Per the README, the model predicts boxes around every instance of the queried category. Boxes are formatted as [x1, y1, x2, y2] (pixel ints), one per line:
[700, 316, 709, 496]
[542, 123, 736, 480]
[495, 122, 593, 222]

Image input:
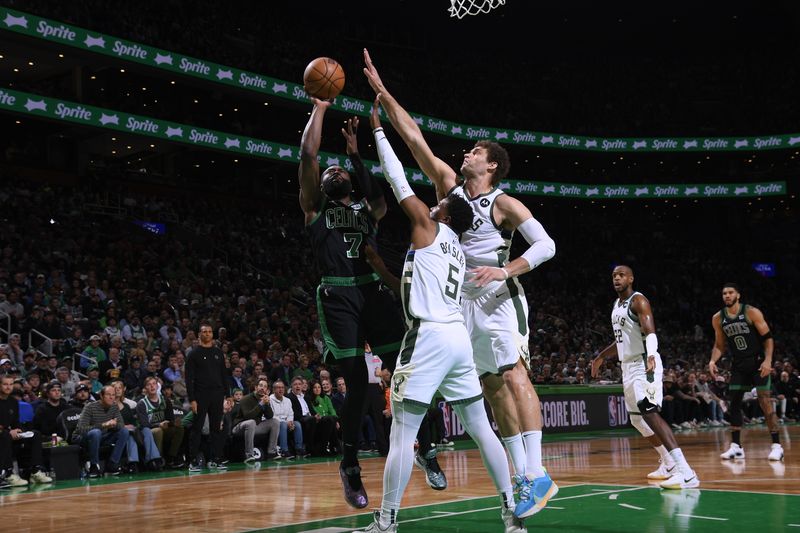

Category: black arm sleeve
[349, 153, 383, 203]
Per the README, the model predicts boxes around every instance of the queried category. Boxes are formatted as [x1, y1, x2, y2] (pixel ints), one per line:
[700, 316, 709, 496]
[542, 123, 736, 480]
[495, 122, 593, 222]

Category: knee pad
[636, 397, 659, 415]
[629, 414, 654, 438]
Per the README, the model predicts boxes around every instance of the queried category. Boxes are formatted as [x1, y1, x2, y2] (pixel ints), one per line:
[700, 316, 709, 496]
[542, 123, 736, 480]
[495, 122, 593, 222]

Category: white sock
[655, 445, 675, 466]
[522, 430, 546, 479]
[454, 401, 515, 505]
[380, 401, 427, 525]
[668, 447, 691, 473]
[502, 433, 526, 477]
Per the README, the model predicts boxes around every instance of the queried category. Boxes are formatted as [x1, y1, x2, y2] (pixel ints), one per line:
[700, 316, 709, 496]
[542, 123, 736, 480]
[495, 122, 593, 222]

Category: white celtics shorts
[391, 321, 483, 407]
[462, 279, 530, 376]
[622, 355, 664, 414]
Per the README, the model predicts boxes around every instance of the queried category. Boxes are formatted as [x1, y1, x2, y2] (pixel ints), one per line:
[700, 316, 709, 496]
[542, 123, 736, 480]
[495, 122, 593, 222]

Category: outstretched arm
[363, 48, 457, 200]
[342, 116, 387, 220]
[371, 98, 437, 248]
[298, 98, 331, 218]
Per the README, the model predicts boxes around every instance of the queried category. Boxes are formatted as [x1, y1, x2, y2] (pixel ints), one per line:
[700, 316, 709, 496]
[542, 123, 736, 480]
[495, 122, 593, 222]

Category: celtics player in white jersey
[363, 49, 557, 520]
[591, 266, 699, 489]
[357, 99, 525, 533]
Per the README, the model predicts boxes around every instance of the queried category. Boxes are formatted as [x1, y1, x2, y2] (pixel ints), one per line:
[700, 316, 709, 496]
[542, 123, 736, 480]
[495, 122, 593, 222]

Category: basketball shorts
[622, 355, 664, 414]
[462, 279, 530, 376]
[316, 278, 404, 362]
[390, 321, 483, 408]
[730, 355, 770, 391]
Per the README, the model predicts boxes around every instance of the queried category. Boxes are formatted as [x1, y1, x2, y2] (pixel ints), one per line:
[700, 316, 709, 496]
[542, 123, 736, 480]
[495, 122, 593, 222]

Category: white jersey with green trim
[400, 223, 465, 325]
[611, 291, 646, 362]
[450, 185, 513, 299]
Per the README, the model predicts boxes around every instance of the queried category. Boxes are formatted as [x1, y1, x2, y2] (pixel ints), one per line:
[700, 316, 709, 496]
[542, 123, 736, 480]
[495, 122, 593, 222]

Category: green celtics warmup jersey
[307, 197, 378, 277]
[720, 304, 763, 363]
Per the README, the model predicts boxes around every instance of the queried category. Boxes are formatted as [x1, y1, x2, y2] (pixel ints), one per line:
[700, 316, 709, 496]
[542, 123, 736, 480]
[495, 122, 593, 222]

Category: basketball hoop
[448, 0, 506, 19]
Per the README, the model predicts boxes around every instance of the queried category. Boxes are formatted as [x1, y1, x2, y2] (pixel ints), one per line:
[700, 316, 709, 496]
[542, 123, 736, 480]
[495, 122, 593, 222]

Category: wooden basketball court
[2, 425, 798, 532]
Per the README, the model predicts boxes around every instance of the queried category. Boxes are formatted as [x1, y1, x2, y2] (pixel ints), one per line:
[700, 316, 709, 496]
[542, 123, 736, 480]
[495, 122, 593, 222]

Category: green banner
[0, 88, 787, 200]
[3, 8, 799, 153]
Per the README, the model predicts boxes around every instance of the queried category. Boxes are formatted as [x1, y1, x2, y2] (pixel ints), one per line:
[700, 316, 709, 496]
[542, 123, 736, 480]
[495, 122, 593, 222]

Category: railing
[0, 310, 10, 340]
[72, 352, 93, 378]
[28, 328, 53, 358]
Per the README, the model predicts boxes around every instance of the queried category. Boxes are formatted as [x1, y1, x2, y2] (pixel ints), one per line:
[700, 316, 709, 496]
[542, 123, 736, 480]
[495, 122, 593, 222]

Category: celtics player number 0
[733, 335, 747, 351]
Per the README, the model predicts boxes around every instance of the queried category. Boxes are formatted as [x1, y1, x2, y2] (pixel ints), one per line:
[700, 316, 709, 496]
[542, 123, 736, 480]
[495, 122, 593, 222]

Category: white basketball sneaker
[647, 460, 677, 480]
[501, 506, 527, 533]
[720, 443, 745, 460]
[660, 468, 700, 489]
[768, 443, 784, 461]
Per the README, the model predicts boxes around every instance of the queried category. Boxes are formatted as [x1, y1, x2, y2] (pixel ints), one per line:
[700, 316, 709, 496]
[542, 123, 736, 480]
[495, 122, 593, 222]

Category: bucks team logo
[480, 198, 490, 207]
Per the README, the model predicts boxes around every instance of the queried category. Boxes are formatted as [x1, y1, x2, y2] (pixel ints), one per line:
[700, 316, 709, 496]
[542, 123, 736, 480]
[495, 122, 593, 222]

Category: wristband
[501, 267, 509, 280]
[372, 127, 384, 134]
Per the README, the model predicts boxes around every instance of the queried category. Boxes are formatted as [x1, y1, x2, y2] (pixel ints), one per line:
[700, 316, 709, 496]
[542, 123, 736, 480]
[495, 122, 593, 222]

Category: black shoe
[168, 459, 185, 469]
[0, 477, 11, 490]
[104, 462, 122, 476]
[265, 452, 278, 460]
[148, 459, 163, 472]
[339, 462, 368, 509]
[127, 462, 140, 474]
[188, 460, 202, 472]
[88, 464, 101, 478]
[210, 459, 228, 470]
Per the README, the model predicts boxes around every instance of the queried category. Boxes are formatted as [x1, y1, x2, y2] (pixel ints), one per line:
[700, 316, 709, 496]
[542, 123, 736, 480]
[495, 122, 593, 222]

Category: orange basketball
[303, 57, 345, 100]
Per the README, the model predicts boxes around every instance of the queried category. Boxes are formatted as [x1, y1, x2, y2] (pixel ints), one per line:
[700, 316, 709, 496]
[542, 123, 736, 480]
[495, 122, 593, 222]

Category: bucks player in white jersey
[358, 99, 525, 533]
[363, 49, 557, 520]
[591, 265, 699, 489]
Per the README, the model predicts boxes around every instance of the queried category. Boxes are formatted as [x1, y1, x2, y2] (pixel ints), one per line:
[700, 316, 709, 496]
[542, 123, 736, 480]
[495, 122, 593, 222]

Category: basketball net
[448, 0, 506, 19]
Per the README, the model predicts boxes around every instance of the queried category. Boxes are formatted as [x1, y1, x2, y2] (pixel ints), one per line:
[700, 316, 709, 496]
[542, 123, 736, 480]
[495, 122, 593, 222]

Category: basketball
[303, 57, 345, 100]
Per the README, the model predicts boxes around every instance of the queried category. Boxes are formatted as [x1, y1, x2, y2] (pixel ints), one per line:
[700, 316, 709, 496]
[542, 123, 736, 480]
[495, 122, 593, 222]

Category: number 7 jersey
[306, 197, 377, 277]
[400, 223, 466, 326]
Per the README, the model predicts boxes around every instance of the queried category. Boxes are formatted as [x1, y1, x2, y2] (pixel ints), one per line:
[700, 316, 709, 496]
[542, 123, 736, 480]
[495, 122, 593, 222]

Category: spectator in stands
[60, 326, 85, 360]
[99, 347, 126, 385]
[87, 366, 103, 395]
[163, 354, 182, 384]
[775, 371, 798, 421]
[269, 354, 294, 385]
[331, 376, 346, 416]
[54, 367, 76, 401]
[69, 383, 92, 410]
[33, 380, 68, 441]
[287, 377, 315, 457]
[308, 380, 339, 456]
[232, 378, 280, 462]
[269, 380, 304, 459]
[124, 354, 146, 396]
[122, 315, 146, 344]
[5, 334, 24, 366]
[31, 354, 54, 382]
[0, 375, 52, 488]
[75, 385, 129, 477]
[80, 335, 106, 370]
[112, 379, 151, 473]
[292, 355, 313, 381]
[228, 366, 248, 395]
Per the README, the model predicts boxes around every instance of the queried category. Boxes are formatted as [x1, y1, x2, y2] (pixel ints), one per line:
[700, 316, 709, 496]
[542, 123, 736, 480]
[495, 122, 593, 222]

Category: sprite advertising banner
[3, 8, 800, 153]
[0, 88, 787, 200]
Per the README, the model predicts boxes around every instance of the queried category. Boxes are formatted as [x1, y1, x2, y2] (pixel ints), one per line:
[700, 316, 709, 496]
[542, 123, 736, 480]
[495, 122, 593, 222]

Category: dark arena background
[0, 1, 798, 531]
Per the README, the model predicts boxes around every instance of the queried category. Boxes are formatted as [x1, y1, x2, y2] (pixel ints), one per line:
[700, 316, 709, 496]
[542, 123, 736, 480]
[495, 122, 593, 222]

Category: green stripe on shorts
[505, 278, 527, 336]
[399, 320, 421, 366]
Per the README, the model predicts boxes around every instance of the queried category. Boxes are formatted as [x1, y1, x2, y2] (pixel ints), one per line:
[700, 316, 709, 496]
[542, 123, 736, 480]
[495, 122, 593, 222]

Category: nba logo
[608, 396, 618, 427]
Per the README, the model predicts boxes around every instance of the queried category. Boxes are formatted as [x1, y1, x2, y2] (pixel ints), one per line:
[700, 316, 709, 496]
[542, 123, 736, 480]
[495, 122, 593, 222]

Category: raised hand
[369, 96, 382, 130]
[362, 48, 386, 95]
[341, 117, 359, 155]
